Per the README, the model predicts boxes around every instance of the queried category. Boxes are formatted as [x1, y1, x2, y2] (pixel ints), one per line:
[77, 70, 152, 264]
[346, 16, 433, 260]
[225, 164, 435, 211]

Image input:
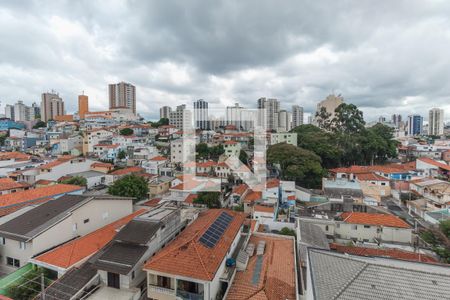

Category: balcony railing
[176, 290, 204, 300]
[148, 285, 175, 296]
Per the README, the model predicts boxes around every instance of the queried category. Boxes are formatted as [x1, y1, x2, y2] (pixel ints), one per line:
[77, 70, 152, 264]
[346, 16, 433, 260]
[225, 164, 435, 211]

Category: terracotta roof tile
[330, 243, 438, 263]
[0, 152, 31, 161]
[110, 166, 144, 176]
[226, 234, 296, 300]
[144, 209, 246, 281]
[34, 209, 146, 269]
[184, 194, 198, 204]
[340, 212, 411, 228]
[149, 156, 167, 161]
[0, 178, 30, 192]
[254, 205, 275, 213]
[418, 157, 450, 171]
[232, 184, 249, 196]
[244, 191, 262, 203]
[0, 184, 84, 208]
[355, 173, 389, 181]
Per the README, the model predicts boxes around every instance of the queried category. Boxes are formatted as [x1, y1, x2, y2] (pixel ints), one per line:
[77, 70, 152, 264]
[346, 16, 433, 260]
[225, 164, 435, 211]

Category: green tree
[193, 192, 221, 208]
[61, 176, 87, 186]
[291, 124, 341, 168]
[33, 120, 46, 129]
[196, 143, 210, 159]
[315, 106, 333, 131]
[7, 268, 53, 300]
[108, 174, 149, 203]
[119, 128, 134, 136]
[267, 143, 325, 188]
[279, 227, 296, 236]
[117, 149, 127, 160]
[331, 103, 366, 135]
[440, 220, 450, 238]
[239, 150, 248, 164]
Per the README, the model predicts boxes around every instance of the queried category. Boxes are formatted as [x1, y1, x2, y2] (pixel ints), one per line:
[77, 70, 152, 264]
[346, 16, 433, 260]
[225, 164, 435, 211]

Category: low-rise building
[268, 132, 297, 146]
[0, 194, 133, 272]
[144, 209, 246, 300]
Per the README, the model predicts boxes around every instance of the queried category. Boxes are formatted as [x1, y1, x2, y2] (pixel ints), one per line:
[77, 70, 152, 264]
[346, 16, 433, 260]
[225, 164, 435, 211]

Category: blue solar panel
[199, 212, 234, 248]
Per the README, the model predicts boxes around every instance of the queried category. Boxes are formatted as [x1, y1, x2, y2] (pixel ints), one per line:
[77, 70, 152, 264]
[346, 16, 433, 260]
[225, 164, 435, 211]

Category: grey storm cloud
[0, 0, 450, 121]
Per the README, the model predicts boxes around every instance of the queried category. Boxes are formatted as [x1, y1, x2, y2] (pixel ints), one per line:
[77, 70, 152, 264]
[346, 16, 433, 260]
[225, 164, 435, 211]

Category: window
[83, 219, 90, 224]
[19, 242, 26, 250]
[6, 257, 20, 268]
[131, 271, 135, 279]
[0, 237, 5, 245]
[325, 225, 329, 231]
[73, 223, 78, 231]
[364, 225, 370, 229]
[351, 225, 358, 230]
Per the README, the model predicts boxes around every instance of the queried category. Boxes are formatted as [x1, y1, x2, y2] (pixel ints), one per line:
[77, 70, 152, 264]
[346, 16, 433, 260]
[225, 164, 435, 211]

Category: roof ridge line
[192, 241, 212, 281]
[332, 262, 369, 300]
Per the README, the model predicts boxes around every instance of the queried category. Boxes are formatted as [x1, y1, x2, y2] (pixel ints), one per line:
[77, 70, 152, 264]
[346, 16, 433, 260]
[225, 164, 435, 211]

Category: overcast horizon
[1, 0, 450, 122]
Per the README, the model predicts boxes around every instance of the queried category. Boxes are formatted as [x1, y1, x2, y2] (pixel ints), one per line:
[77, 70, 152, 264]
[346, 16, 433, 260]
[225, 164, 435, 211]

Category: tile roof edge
[331, 263, 369, 300]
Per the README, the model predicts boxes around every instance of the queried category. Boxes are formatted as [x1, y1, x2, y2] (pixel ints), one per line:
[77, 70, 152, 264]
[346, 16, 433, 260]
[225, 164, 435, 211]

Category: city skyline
[1, 1, 450, 121]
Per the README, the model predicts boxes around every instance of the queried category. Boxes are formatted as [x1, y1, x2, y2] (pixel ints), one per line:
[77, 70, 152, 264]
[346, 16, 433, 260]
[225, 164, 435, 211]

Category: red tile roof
[110, 166, 144, 176]
[266, 178, 280, 189]
[35, 179, 55, 185]
[355, 173, 389, 181]
[0, 152, 31, 161]
[91, 162, 113, 168]
[232, 184, 249, 196]
[0, 184, 84, 208]
[330, 243, 438, 263]
[0, 178, 30, 192]
[142, 198, 162, 207]
[39, 156, 75, 170]
[244, 191, 262, 203]
[144, 209, 246, 281]
[0, 197, 54, 217]
[254, 205, 275, 213]
[418, 157, 450, 171]
[34, 210, 146, 269]
[149, 156, 167, 161]
[340, 212, 411, 228]
[184, 194, 198, 204]
[224, 140, 238, 145]
[226, 234, 296, 300]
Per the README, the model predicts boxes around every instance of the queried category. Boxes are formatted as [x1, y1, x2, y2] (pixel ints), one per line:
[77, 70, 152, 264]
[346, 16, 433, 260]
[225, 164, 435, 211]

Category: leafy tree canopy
[119, 128, 134, 136]
[108, 174, 149, 203]
[193, 192, 221, 208]
[61, 176, 87, 186]
[33, 120, 46, 129]
[267, 143, 325, 188]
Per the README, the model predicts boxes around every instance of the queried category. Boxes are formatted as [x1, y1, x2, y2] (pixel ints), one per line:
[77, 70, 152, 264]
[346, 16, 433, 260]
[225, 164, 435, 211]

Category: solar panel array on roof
[199, 211, 233, 248]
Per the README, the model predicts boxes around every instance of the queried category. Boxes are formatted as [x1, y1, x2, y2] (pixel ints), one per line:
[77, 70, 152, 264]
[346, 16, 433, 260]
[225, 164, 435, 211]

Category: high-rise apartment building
[108, 82, 136, 114]
[278, 110, 292, 132]
[14, 100, 35, 122]
[4, 101, 35, 122]
[292, 105, 304, 128]
[4, 105, 14, 120]
[407, 114, 423, 136]
[169, 104, 192, 131]
[257, 98, 280, 131]
[428, 108, 444, 136]
[160, 106, 172, 119]
[78, 94, 89, 119]
[226, 103, 243, 130]
[391, 114, 402, 128]
[314, 94, 344, 128]
[193, 99, 209, 130]
[41, 92, 64, 122]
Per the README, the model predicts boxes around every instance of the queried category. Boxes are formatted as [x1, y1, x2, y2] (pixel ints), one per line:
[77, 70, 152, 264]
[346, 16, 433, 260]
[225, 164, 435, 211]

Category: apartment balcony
[148, 284, 175, 296]
[176, 290, 204, 300]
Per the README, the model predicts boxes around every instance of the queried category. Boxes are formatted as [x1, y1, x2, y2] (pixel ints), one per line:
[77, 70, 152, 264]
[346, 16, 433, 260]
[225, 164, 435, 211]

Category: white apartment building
[0, 195, 133, 271]
[292, 105, 304, 128]
[269, 132, 298, 146]
[429, 108, 445, 136]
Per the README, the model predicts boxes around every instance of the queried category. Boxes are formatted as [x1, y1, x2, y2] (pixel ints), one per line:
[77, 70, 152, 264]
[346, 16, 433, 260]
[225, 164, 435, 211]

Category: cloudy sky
[1, 0, 450, 121]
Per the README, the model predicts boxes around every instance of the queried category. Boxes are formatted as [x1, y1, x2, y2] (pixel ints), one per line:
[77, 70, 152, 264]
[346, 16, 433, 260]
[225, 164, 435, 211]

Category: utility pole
[41, 272, 45, 300]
